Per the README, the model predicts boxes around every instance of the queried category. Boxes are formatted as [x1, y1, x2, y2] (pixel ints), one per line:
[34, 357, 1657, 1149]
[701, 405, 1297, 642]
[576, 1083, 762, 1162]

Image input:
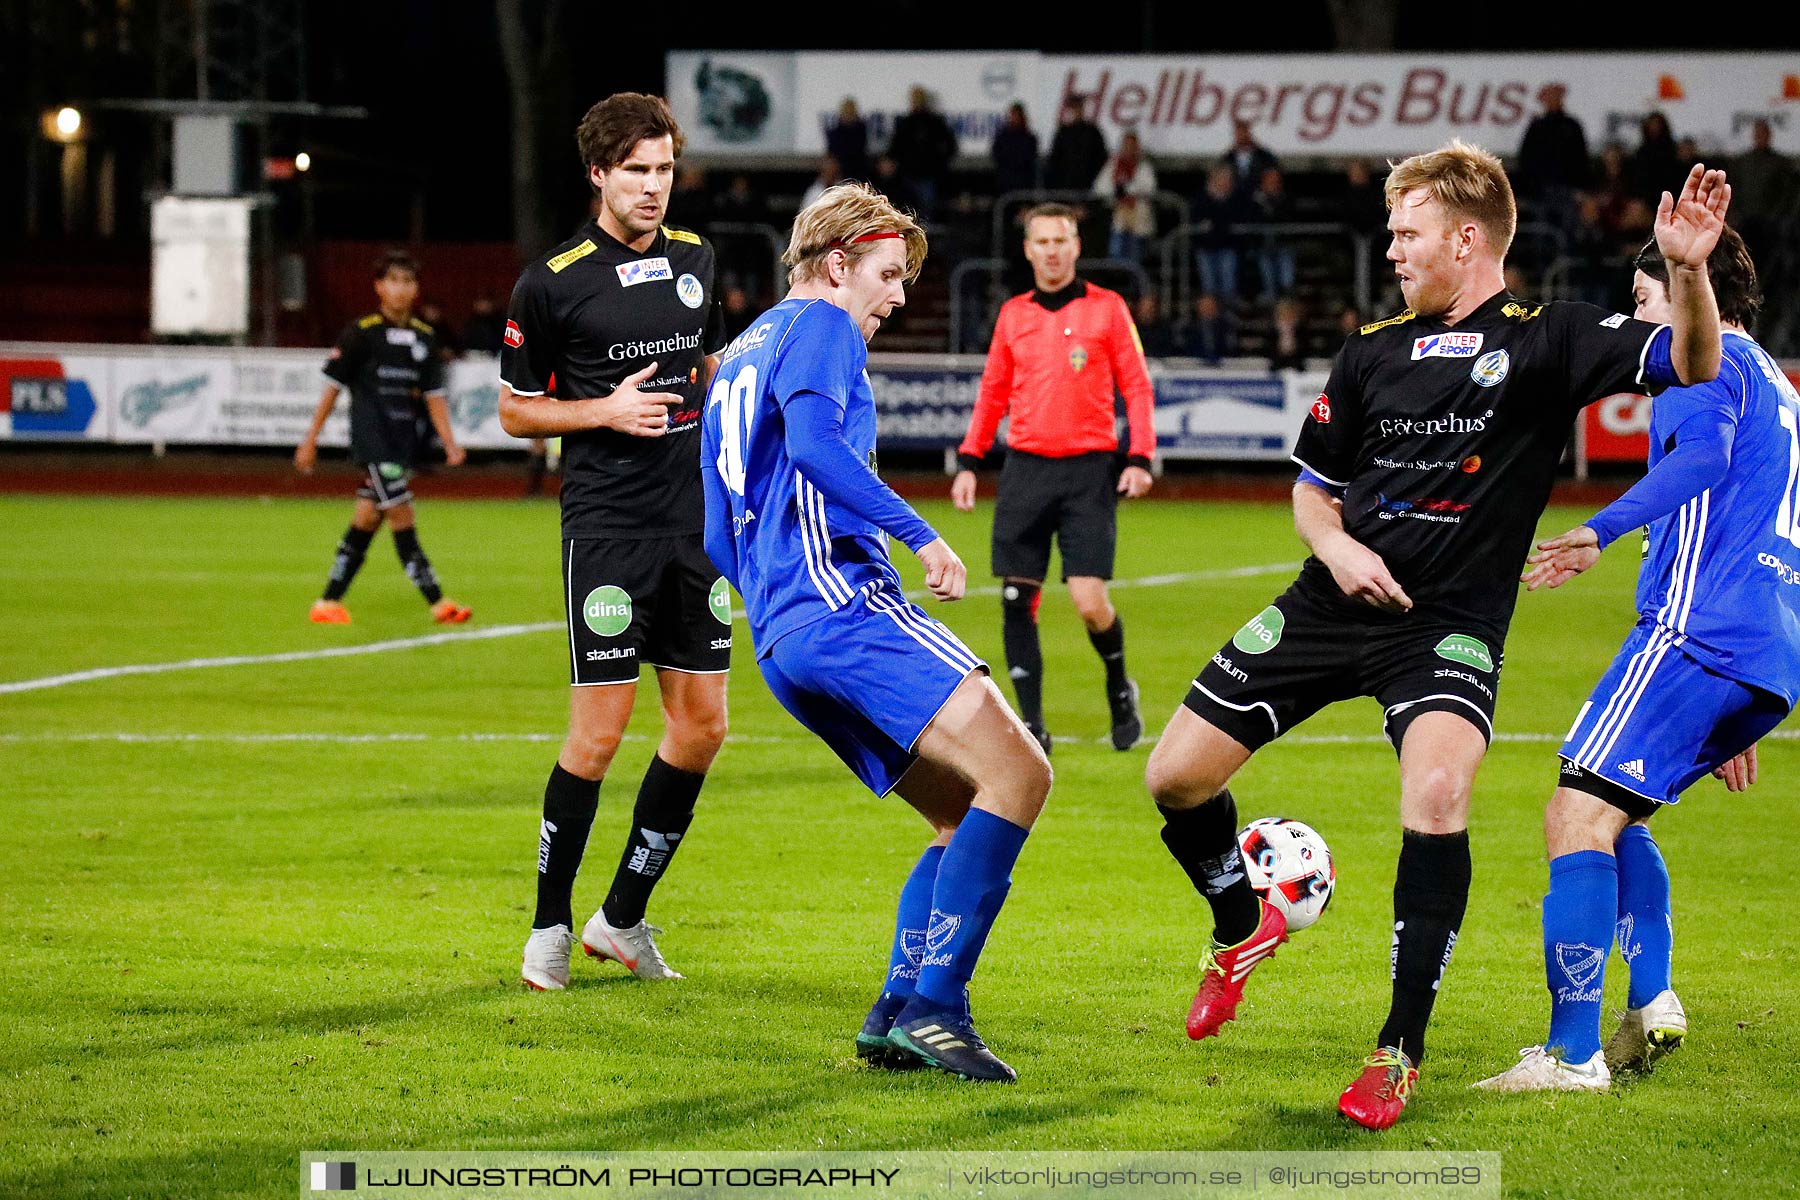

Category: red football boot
[1338, 1046, 1419, 1130]
[1185, 898, 1288, 1040]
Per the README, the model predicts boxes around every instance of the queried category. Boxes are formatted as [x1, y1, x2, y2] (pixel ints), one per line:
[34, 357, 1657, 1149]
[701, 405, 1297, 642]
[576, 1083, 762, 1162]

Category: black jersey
[322, 312, 446, 466]
[500, 221, 726, 540]
[1291, 291, 1672, 630]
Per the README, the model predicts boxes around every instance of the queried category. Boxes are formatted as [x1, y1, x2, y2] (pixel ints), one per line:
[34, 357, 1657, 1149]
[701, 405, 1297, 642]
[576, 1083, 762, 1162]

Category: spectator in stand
[1221, 118, 1278, 200]
[888, 85, 958, 218]
[1733, 118, 1795, 260]
[1567, 194, 1617, 306]
[1593, 144, 1634, 240]
[1248, 166, 1295, 304]
[672, 165, 715, 231]
[1341, 159, 1388, 238]
[1045, 96, 1108, 193]
[1628, 112, 1683, 208]
[1192, 164, 1248, 305]
[871, 153, 921, 214]
[1267, 296, 1307, 371]
[1094, 130, 1157, 263]
[713, 172, 771, 296]
[992, 101, 1040, 197]
[1335, 305, 1361, 340]
[826, 97, 870, 182]
[463, 295, 505, 356]
[713, 172, 765, 223]
[802, 155, 843, 210]
[1516, 84, 1590, 236]
[720, 283, 756, 341]
[1133, 292, 1176, 358]
[1179, 293, 1237, 363]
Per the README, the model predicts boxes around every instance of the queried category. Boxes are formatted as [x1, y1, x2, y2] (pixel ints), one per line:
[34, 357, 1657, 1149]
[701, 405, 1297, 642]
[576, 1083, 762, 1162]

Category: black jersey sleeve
[322, 322, 366, 387]
[498, 273, 556, 396]
[1551, 301, 1671, 408]
[419, 332, 447, 395]
[1290, 335, 1364, 487]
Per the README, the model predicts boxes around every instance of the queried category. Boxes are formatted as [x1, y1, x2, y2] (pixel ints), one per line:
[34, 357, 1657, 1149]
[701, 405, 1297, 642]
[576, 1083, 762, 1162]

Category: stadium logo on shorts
[1470, 349, 1510, 388]
[1232, 605, 1285, 655]
[708, 577, 733, 626]
[583, 585, 633, 637]
[677, 274, 705, 309]
[1433, 634, 1493, 672]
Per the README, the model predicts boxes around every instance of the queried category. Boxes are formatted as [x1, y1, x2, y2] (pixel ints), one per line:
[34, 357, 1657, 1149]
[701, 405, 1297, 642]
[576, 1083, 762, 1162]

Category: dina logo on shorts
[708, 577, 733, 626]
[1434, 634, 1493, 672]
[1231, 605, 1285, 655]
[583, 585, 633, 637]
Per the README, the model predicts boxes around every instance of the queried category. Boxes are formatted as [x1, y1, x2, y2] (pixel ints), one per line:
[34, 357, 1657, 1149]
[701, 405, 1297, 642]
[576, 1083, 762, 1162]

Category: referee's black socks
[1377, 828, 1472, 1065]
[1158, 790, 1261, 945]
[602, 756, 704, 929]
[392, 527, 443, 605]
[1000, 581, 1045, 727]
[534, 763, 601, 930]
[1089, 614, 1130, 695]
[322, 526, 374, 601]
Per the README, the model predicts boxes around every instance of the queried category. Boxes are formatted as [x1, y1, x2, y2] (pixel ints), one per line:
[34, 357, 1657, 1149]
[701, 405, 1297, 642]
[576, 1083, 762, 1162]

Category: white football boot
[581, 910, 683, 980]
[1473, 1045, 1611, 1093]
[1605, 989, 1687, 1072]
[521, 924, 573, 991]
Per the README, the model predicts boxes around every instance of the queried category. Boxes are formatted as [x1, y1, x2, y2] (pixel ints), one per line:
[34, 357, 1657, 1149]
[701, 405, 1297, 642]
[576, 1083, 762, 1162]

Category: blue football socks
[1543, 850, 1618, 1063]
[905, 808, 1030, 1018]
[880, 844, 947, 1005]
[1615, 824, 1674, 1009]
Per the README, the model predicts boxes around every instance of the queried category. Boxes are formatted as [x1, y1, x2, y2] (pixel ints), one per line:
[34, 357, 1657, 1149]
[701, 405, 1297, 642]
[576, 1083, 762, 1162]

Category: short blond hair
[1384, 140, 1516, 258]
[782, 183, 928, 286]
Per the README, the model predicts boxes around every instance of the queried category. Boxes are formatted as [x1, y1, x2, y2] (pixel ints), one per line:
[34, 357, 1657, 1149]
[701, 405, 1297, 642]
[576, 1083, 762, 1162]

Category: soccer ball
[1238, 817, 1335, 932]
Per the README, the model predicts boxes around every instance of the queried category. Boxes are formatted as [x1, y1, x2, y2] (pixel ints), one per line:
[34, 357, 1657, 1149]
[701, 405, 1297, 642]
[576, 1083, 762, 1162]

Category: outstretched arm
[1655, 165, 1730, 386]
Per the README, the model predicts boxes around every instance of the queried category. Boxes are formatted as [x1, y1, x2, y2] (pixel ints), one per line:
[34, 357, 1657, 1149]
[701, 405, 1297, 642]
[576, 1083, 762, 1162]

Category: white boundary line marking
[4, 729, 1792, 747]
[1, 562, 1303, 696]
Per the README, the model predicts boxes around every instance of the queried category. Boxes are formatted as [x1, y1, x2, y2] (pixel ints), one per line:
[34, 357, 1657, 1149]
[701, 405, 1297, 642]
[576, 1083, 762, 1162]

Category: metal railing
[704, 220, 788, 299]
[1156, 221, 1375, 321]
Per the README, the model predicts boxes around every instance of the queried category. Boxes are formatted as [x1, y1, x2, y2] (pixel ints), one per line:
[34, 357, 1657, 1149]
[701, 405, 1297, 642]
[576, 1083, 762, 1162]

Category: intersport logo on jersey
[1378, 413, 1489, 437]
[1411, 332, 1483, 360]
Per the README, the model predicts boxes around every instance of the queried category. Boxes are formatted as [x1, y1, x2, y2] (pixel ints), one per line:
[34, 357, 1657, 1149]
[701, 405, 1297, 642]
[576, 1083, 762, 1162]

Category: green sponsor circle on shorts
[378, 463, 406, 480]
[708, 577, 732, 626]
[1435, 634, 1494, 671]
[583, 585, 633, 637]
[1232, 605, 1285, 655]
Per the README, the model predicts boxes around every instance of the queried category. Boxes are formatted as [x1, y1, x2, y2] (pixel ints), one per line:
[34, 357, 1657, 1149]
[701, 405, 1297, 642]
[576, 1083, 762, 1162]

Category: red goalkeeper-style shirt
[957, 279, 1157, 469]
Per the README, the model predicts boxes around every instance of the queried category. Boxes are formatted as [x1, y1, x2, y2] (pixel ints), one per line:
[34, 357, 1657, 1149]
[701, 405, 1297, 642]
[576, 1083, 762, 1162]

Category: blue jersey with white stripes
[1636, 331, 1800, 704]
[701, 298, 905, 654]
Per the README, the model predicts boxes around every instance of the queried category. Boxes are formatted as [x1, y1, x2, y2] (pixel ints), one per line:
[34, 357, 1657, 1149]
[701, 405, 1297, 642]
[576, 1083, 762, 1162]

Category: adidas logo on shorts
[1616, 759, 1646, 782]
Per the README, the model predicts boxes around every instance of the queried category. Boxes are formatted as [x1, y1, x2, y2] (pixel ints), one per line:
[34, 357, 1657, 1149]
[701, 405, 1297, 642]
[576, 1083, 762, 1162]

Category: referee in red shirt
[952, 203, 1156, 753]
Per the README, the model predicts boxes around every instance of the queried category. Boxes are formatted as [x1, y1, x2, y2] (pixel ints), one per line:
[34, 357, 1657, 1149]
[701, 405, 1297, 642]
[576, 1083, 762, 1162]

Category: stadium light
[42, 106, 84, 142]
[294, 151, 311, 172]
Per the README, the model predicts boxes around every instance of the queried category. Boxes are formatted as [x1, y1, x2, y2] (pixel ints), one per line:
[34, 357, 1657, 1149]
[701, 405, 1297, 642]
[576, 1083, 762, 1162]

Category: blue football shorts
[1559, 618, 1790, 811]
[758, 583, 986, 796]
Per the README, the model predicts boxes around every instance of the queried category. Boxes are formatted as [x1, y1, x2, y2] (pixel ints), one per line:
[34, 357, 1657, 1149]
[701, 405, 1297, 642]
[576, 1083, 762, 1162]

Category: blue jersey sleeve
[1587, 374, 1739, 549]
[1295, 467, 1346, 498]
[784, 391, 939, 553]
[700, 454, 739, 589]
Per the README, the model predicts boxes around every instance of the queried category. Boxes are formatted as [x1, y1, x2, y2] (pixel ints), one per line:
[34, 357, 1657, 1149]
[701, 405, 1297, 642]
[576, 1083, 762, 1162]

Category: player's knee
[1145, 746, 1223, 809]
[1403, 766, 1471, 832]
[668, 705, 728, 754]
[1071, 593, 1113, 631]
[562, 729, 624, 778]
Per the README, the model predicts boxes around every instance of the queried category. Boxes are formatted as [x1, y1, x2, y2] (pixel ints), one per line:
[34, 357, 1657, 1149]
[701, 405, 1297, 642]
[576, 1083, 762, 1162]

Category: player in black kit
[501, 94, 729, 990]
[296, 249, 470, 626]
[1141, 142, 1732, 1128]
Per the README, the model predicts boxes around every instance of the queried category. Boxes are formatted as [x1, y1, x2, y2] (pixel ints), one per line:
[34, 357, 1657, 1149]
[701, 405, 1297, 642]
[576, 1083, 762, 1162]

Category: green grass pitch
[2, 493, 1796, 1198]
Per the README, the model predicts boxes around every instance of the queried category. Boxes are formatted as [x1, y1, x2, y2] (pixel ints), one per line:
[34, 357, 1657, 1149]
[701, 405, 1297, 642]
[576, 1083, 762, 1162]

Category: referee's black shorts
[1182, 577, 1506, 753]
[991, 449, 1120, 581]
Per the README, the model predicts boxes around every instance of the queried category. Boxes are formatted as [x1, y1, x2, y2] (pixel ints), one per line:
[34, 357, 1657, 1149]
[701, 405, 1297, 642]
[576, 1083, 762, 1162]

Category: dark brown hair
[1020, 202, 1081, 232]
[576, 93, 685, 180]
[1634, 225, 1762, 330]
[372, 249, 418, 280]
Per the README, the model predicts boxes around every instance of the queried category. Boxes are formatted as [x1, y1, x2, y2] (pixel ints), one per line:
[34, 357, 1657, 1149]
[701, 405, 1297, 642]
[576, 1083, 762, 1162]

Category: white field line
[4, 729, 1794, 747]
[0, 562, 1303, 697]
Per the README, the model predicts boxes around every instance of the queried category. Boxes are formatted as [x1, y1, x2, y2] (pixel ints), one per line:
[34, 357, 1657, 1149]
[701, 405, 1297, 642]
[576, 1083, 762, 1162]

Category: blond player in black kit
[500, 94, 729, 991]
